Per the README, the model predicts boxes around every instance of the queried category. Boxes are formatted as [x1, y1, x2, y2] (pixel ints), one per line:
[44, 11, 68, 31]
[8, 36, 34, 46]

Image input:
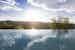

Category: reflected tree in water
[51, 17, 69, 50]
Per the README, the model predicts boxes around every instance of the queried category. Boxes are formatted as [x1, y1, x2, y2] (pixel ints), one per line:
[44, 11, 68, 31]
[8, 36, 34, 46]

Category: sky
[0, 0, 75, 23]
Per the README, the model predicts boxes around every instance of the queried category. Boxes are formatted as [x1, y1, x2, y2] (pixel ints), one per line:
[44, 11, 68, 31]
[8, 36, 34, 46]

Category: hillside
[0, 21, 74, 29]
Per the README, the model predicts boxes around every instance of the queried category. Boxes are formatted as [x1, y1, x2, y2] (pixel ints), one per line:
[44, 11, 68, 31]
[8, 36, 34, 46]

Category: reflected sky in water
[0, 29, 74, 50]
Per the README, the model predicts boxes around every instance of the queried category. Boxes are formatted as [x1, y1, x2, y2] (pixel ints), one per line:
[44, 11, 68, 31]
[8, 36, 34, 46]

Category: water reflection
[0, 29, 74, 50]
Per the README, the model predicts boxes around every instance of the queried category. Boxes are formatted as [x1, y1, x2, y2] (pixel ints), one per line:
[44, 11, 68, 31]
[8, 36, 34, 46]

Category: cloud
[0, 0, 23, 11]
[27, 0, 75, 23]
[64, 0, 75, 9]
[0, 0, 25, 20]
[0, 0, 16, 5]
[28, 0, 75, 13]
[0, 0, 75, 22]
[28, 0, 66, 10]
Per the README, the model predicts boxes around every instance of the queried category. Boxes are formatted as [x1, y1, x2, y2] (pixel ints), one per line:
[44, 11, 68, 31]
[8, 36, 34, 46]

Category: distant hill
[0, 21, 74, 29]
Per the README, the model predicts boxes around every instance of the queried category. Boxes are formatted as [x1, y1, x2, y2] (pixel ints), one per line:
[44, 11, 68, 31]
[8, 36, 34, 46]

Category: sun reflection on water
[25, 27, 39, 38]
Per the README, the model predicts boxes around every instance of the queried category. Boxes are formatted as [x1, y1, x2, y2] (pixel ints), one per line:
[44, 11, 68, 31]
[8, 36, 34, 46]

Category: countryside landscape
[0, 17, 74, 29]
[0, 0, 75, 50]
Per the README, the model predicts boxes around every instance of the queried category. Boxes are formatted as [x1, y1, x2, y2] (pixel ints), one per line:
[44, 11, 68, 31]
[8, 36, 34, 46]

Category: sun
[22, 8, 49, 22]
[24, 8, 42, 21]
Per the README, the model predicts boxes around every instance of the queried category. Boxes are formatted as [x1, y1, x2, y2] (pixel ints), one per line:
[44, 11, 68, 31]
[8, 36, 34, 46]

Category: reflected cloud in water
[0, 29, 74, 50]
